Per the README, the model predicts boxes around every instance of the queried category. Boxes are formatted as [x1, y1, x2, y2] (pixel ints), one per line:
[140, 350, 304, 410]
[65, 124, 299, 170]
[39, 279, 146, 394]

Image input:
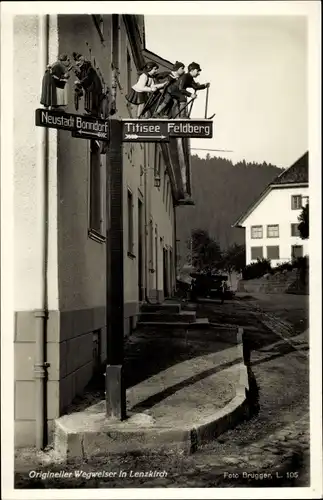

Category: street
[15, 293, 310, 489]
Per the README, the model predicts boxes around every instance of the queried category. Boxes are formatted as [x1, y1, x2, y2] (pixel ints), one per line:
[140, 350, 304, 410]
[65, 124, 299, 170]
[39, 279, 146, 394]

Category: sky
[145, 15, 308, 169]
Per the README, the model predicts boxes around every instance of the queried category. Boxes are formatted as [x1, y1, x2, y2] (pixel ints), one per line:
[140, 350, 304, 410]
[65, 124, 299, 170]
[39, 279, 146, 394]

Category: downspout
[173, 202, 178, 293]
[34, 14, 49, 449]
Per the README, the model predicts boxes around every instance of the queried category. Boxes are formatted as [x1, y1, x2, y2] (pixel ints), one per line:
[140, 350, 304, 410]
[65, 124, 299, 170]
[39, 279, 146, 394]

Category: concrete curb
[54, 389, 249, 462]
[54, 329, 250, 462]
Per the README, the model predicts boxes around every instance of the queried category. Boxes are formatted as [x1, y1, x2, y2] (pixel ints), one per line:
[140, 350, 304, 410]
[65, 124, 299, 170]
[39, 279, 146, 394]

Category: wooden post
[105, 119, 126, 420]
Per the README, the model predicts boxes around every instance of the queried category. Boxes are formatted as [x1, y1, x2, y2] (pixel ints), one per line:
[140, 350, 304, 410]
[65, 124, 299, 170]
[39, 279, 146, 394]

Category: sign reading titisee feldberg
[35, 109, 110, 141]
[122, 119, 213, 142]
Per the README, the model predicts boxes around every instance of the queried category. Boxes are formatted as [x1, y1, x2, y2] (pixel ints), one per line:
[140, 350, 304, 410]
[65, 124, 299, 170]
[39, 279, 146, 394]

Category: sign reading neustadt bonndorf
[122, 119, 213, 142]
[35, 109, 109, 141]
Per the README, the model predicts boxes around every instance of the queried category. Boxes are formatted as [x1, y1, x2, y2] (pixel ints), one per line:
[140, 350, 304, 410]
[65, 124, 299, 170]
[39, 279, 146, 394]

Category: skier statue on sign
[125, 62, 167, 118]
[155, 62, 210, 118]
[139, 61, 186, 118]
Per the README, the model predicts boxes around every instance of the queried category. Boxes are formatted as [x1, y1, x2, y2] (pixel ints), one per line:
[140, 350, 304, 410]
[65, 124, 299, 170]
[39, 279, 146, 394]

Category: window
[291, 195, 302, 210]
[168, 186, 172, 214]
[267, 224, 279, 238]
[127, 190, 134, 255]
[165, 180, 170, 209]
[251, 246, 263, 260]
[251, 225, 263, 239]
[163, 169, 167, 202]
[149, 218, 154, 269]
[291, 223, 301, 237]
[291, 245, 303, 259]
[89, 141, 104, 239]
[267, 246, 280, 260]
[154, 145, 161, 189]
[126, 49, 132, 96]
[112, 14, 119, 70]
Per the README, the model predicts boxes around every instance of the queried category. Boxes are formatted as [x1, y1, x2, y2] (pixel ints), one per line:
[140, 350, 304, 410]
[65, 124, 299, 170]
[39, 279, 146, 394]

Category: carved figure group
[40, 54, 73, 109]
[128, 61, 210, 119]
[40, 52, 114, 119]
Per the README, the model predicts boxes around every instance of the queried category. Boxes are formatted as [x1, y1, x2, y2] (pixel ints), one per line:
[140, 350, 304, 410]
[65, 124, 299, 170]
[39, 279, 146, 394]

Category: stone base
[54, 392, 249, 461]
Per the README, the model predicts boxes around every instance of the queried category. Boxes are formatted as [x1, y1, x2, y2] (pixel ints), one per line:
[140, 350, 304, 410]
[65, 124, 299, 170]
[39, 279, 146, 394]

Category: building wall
[14, 14, 62, 447]
[53, 15, 113, 421]
[117, 16, 145, 332]
[14, 14, 178, 447]
[242, 186, 309, 266]
[117, 16, 176, 329]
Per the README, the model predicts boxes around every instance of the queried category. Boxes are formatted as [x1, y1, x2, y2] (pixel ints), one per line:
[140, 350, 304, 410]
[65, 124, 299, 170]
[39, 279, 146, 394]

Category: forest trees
[187, 230, 246, 275]
[222, 243, 246, 274]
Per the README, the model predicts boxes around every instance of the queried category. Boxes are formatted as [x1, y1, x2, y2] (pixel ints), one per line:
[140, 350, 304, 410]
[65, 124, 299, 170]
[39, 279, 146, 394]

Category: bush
[273, 261, 294, 274]
[242, 258, 272, 280]
[292, 256, 309, 285]
[292, 255, 309, 270]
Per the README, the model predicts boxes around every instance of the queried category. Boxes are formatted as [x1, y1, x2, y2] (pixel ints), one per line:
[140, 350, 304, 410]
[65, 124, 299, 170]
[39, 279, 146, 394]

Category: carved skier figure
[156, 62, 210, 118]
[141, 61, 185, 118]
[40, 54, 72, 109]
[72, 52, 103, 116]
[125, 62, 167, 118]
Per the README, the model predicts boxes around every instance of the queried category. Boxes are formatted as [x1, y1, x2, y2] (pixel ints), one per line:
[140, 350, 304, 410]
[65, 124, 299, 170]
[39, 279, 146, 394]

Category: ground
[14, 293, 310, 489]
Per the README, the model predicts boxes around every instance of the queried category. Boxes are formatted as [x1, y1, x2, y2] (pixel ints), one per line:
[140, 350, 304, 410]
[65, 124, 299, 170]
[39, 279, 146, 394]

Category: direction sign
[124, 133, 169, 143]
[35, 109, 109, 141]
[122, 119, 213, 142]
[72, 129, 109, 141]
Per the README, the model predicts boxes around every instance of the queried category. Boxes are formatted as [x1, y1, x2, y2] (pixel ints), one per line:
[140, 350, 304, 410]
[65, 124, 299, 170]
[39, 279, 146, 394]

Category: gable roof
[142, 47, 173, 71]
[233, 152, 309, 227]
[271, 152, 308, 185]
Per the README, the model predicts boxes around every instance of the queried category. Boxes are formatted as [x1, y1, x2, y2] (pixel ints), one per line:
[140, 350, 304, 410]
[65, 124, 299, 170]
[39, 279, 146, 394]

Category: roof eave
[271, 182, 309, 189]
[232, 185, 271, 227]
[142, 48, 173, 70]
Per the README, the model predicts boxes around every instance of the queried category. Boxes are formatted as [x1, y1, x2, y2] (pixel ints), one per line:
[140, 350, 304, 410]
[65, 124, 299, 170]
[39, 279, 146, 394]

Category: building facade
[234, 153, 309, 266]
[14, 14, 191, 447]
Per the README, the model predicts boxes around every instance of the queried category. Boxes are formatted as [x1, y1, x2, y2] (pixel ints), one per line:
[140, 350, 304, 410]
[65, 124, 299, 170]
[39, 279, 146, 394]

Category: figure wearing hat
[156, 62, 210, 118]
[148, 61, 186, 117]
[40, 54, 72, 109]
[139, 61, 185, 118]
[72, 52, 103, 116]
[125, 62, 167, 118]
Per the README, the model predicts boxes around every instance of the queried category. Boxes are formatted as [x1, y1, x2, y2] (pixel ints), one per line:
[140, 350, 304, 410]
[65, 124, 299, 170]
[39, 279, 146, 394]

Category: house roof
[232, 152, 309, 227]
[142, 47, 173, 70]
[271, 152, 308, 185]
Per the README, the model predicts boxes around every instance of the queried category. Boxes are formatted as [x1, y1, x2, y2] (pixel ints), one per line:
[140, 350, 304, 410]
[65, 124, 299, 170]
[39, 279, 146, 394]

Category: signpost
[122, 119, 213, 142]
[35, 109, 110, 141]
[35, 109, 215, 423]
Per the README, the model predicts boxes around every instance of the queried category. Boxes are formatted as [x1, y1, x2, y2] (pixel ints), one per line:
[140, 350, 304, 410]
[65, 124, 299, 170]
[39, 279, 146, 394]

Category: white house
[233, 152, 309, 266]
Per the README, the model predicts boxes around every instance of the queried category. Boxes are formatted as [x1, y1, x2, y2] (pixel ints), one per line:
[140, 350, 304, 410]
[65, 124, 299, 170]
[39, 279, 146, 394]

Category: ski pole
[204, 84, 210, 119]
[173, 97, 195, 119]
[188, 98, 195, 118]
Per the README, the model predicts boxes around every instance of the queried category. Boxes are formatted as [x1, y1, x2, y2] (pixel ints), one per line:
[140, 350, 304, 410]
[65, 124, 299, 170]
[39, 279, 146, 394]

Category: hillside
[176, 155, 281, 264]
